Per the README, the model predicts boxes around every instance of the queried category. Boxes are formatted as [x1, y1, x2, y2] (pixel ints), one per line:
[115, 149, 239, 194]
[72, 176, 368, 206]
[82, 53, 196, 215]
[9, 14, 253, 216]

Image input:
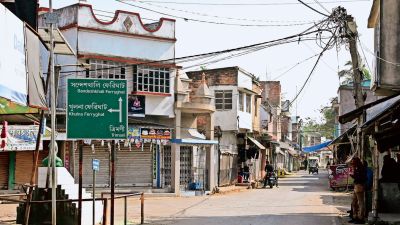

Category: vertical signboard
[67, 79, 128, 139]
[128, 95, 145, 117]
[0, 4, 27, 105]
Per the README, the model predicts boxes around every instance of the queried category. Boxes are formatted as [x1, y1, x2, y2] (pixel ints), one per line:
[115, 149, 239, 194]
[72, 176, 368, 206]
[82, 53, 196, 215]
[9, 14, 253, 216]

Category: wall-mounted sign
[128, 95, 145, 117]
[0, 125, 48, 151]
[140, 128, 171, 140]
[128, 127, 141, 139]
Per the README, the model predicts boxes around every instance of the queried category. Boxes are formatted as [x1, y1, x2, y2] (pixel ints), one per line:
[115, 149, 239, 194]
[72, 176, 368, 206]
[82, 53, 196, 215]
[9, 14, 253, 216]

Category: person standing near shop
[303, 159, 308, 171]
[349, 157, 367, 224]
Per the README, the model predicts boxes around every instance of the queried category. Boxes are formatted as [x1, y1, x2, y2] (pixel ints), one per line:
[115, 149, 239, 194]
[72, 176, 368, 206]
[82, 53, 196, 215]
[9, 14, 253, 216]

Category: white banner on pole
[0, 4, 27, 105]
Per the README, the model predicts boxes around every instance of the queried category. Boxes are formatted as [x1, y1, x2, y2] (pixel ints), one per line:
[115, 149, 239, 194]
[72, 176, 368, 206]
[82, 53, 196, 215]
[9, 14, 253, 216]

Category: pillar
[206, 112, 215, 190]
[371, 122, 380, 220]
[171, 109, 181, 195]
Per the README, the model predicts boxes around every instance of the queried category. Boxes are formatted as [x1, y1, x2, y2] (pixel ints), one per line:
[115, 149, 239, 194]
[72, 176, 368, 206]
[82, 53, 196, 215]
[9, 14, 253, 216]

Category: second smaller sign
[92, 159, 100, 172]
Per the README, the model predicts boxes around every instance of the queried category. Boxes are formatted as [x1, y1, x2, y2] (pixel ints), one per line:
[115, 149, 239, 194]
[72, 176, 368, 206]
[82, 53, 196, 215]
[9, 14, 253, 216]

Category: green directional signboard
[67, 79, 128, 139]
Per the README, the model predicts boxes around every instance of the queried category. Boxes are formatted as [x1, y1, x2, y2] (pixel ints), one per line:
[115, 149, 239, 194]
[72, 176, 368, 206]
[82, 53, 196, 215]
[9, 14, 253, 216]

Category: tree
[302, 102, 336, 145]
[338, 60, 371, 84]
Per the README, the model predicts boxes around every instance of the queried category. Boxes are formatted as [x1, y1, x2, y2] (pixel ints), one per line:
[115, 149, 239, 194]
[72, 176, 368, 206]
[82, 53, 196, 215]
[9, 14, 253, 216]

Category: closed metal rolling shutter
[15, 152, 34, 187]
[0, 152, 9, 189]
[116, 143, 152, 187]
[78, 143, 110, 187]
[15, 150, 49, 188]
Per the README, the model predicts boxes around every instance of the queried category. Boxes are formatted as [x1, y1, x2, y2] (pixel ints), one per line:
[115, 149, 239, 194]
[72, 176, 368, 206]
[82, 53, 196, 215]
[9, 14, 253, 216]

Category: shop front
[73, 126, 171, 188]
[171, 129, 218, 193]
[0, 125, 49, 190]
[0, 152, 9, 189]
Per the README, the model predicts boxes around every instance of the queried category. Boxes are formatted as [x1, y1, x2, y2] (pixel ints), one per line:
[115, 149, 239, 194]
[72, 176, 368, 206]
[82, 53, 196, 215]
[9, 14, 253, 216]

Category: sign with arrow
[66, 79, 128, 139]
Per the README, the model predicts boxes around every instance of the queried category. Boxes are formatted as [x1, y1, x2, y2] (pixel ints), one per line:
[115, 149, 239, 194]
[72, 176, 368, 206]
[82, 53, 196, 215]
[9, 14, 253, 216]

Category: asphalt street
[142, 170, 345, 225]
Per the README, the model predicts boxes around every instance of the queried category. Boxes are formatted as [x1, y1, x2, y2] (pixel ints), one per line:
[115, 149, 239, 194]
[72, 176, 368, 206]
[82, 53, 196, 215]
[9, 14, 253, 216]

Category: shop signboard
[140, 128, 171, 140]
[128, 95, 145, 117]
[0, 125, 49, 151]
[0, 4, 27, 105]
[328, 164, 354, 189]
[67, 79, 128, 139]
[128, 127, 141, 139]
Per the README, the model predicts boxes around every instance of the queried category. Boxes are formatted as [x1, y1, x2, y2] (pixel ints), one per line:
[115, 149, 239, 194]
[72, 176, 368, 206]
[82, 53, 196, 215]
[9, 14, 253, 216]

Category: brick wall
[187, 67, 238, 90]
[261, 81, 281, 107]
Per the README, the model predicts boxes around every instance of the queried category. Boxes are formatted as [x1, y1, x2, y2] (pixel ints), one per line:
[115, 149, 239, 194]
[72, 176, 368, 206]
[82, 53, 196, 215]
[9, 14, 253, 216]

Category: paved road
[143, 170, 344, 225]
[0, 170, 350, 225]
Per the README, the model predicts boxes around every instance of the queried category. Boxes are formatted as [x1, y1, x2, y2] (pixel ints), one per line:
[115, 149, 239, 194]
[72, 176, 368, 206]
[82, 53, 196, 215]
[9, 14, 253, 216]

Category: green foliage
[338, 60, 371, 84]
[302, 103, 336, 143]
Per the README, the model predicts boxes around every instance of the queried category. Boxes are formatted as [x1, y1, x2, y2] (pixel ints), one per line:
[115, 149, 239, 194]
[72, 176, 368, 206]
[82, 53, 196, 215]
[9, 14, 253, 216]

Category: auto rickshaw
[308, 157, 319, 174]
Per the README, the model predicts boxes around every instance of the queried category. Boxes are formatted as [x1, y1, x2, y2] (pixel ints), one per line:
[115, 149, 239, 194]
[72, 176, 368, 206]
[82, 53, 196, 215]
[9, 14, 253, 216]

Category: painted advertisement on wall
[0, 4, 27, 106]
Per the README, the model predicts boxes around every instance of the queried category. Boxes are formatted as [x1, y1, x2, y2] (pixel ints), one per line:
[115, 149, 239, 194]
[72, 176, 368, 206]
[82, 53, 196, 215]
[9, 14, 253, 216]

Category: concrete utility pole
[345, 15, 365, 159]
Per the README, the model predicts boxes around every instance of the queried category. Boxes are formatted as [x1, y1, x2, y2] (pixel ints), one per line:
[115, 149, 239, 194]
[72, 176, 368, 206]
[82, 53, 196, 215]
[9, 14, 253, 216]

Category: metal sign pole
[48, 0, 57, 224]
[92, 159, 96, 225]
[111, 141, 115, 225]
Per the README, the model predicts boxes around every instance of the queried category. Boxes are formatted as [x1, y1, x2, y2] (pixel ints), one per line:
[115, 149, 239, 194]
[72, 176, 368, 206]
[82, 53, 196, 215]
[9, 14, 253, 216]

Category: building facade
[187, 67, 264, 186]
[39, 3, 181, 192]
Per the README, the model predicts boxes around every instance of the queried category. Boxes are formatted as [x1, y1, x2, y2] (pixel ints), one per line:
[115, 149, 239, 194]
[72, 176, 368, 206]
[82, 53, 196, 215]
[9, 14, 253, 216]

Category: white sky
[39, 0, 374, 121]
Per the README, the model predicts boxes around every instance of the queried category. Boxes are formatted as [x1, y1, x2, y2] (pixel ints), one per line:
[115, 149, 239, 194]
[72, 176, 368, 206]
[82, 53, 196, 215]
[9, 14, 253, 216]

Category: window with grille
[86, 59, 126, 79]
[215, 90, 232, 110]
[133, 65, 170, 94]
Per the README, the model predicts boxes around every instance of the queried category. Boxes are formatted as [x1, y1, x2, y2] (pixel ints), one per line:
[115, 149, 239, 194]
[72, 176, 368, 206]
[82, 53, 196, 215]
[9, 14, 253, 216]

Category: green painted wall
[8, 152, 15, 190]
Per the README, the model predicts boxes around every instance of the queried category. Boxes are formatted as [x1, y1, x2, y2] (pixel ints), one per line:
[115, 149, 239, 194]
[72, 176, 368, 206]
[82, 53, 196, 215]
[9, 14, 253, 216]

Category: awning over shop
[338, 94, 400, 124]
[278, 141, 297, 155]
[171, 128, 218, 145]
[247, 136, 265, 150]
[303, 141, 332, 153]
[329, 125, 356, 146]
[171, 139, 218, 145]
[362, 95, 400, 129]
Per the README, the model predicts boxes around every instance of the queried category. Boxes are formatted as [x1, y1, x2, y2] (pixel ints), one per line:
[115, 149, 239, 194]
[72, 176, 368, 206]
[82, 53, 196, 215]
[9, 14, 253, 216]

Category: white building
[39, 3, 179, 191]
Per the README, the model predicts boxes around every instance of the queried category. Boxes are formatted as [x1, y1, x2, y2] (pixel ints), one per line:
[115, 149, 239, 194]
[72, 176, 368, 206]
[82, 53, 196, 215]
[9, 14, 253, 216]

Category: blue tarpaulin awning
[303, 141, 332, 153]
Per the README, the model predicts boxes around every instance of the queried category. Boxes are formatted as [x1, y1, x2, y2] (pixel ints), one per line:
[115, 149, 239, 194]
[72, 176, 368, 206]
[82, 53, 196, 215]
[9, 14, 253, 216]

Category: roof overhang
[247, 136, 266, 150]
[339, 93, 400, 124]
[38, 28, 76, 55]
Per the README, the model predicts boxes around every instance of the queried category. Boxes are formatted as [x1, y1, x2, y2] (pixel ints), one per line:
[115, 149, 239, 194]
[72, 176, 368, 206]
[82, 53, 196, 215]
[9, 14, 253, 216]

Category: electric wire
[289, 31, 337, 107]
[132, 0, 370, 6]
[358, 40, 400, 67]
[270, 53, 320, 81]
[297, 0, 330, 17]
[136, 1, 317, 25]
[313, 0, 331, 14]
[55, 21, 330, 75]
[117, 0, 319, 27]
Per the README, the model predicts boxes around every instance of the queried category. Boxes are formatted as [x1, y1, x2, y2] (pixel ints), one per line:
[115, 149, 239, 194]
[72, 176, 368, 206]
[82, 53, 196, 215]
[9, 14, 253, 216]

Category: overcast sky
[39, 0, 374, 121]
